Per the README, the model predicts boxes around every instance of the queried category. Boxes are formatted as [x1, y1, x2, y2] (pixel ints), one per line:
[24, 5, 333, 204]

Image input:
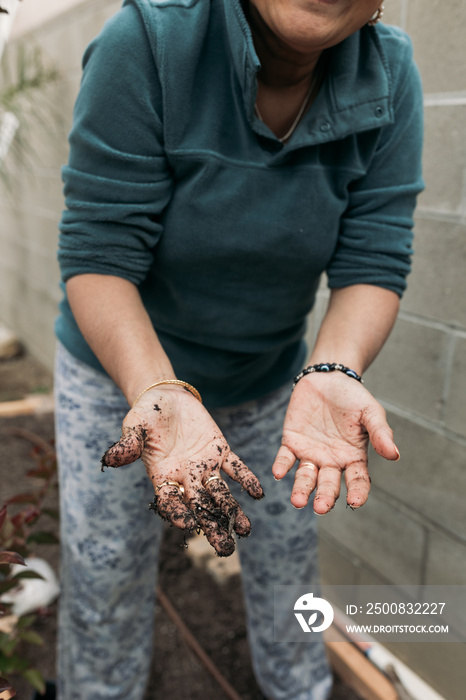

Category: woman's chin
[272, 18, 347, 55]
[248, 0, 377, 55]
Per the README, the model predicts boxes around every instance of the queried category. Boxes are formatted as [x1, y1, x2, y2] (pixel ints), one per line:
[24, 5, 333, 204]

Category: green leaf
[26, 531, 59, 545]
[0, 551, 25, 566]
[6, 543, 28, 559]
[0, 652, 28, 674]
[0, 518, 14, 541]
[42, 508, 59, 521]
[16, 615, 36, 630]
[30, 385, 51, 395]
[0, 636, 18, 656]
[11, 570, 44, 581]
[19, 630, 43, 646]
[0, 579, 20, 595]
[22, 668, 45, 694]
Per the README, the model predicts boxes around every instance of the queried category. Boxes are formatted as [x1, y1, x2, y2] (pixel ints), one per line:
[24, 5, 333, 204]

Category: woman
[55, 1, 423, 698]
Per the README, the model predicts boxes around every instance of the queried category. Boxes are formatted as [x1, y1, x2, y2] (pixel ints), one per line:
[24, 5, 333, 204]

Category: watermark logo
[294, 592, 334, 633]
[275, 585, 464, 642]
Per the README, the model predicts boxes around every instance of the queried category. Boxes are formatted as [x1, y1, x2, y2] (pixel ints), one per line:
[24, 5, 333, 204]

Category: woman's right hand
[101, 385, 264, 556]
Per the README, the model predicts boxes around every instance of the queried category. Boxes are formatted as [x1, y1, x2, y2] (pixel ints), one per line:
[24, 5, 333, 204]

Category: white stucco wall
[10, 0, 88, 38]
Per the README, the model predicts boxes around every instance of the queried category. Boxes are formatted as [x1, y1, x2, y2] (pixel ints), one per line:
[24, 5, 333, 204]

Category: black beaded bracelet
[293, 362, 364, 387]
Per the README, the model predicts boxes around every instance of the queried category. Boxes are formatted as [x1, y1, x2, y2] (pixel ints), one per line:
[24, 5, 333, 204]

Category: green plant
[0, 4, 61, 192]
[0, 43, 60, 116]
[0, 42, 60, 183]
[0, 430, 58, 697]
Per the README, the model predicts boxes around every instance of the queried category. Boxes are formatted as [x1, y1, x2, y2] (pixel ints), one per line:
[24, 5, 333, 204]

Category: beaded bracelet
[293, 362, 364, 387]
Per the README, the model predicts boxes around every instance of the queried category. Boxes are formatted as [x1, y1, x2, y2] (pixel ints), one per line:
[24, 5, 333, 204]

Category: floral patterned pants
[54, 343, 332, 700]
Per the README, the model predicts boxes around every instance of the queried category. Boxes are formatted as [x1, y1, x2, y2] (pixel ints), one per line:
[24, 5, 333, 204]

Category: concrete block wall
[0, 0, 121, 368]
[314, 3, 466, 698]
[1, 1, 465, 697]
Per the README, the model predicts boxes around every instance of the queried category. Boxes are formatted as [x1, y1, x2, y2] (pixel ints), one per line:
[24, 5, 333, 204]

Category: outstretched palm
[272, 373, 399, 513]
[101, 386, 263, 556]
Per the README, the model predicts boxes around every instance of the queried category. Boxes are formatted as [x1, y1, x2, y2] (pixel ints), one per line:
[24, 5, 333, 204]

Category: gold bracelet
[132, 379, 202, 407]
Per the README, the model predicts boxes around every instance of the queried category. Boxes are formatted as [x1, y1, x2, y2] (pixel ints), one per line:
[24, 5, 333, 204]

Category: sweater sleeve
[58, 2, 173, 284]
[326, 32, 424, 297]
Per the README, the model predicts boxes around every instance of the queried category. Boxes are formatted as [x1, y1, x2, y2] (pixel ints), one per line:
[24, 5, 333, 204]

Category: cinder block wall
[0, 0, 121, 367]
[314, 2, 466, 698]
[1, 1, 465, 697]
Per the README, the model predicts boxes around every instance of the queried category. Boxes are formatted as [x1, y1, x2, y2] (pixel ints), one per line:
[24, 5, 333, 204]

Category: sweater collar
[223, 0, 394, 147]
[223, 0, 261, 120]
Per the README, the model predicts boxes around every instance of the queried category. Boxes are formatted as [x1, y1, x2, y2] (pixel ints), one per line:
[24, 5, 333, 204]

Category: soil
[0, 352, 362, 700]
[0, 353, 53, 403]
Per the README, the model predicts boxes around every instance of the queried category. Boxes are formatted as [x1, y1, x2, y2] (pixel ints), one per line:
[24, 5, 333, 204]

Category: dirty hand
[272, 373, 400, 514]
[101, 385, 264, 556]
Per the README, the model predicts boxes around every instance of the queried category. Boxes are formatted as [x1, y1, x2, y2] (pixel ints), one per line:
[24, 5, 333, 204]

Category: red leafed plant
[0, 429, 58, 697]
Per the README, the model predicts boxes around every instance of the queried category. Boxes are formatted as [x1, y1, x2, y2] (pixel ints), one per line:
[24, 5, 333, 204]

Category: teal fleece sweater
[56, 0, 424, 408]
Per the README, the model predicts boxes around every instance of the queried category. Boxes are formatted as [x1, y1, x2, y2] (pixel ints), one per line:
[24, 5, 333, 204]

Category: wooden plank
[0, 614, 18, 634]
[0, 690, 15, 699]
[0, 394, 54, 418]
[324, 628, 399, 700]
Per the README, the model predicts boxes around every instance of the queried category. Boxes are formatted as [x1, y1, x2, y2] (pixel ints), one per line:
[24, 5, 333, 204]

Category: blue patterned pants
[54, 343, 332, 700]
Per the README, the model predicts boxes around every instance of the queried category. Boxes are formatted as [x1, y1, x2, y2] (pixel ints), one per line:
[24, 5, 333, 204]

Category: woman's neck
[245, 2, 323, 89]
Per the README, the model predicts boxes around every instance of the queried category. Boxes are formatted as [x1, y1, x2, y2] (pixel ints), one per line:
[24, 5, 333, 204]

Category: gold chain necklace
[254, 74, 318, 143]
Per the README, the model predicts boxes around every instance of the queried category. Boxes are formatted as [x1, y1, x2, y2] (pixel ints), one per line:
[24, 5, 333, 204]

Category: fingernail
[313, 511, 326, 517]
[394, 446, 401, 461]
[291, 503, 305, 510]
[273, 476, 281, 482]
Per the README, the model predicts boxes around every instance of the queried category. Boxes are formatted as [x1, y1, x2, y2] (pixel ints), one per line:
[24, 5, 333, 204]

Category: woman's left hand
[272, 372, 400, 514]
